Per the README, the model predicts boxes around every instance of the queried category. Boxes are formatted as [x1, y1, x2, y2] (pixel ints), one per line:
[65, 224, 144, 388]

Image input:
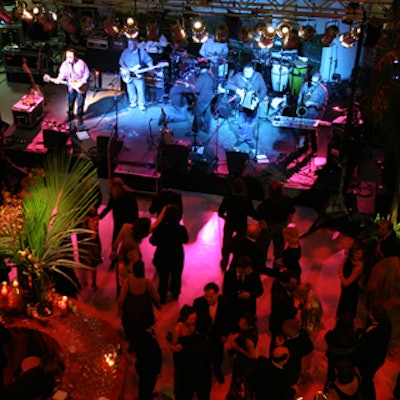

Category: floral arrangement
[0, 153, 100, 312]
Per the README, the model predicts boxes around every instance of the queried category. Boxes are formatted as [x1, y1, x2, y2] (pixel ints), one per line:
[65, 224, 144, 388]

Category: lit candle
[12, 279, 20, 294]
[1, 282, 8, 297]
[58, 296, 68, 316]
[105, 353, 115, 367]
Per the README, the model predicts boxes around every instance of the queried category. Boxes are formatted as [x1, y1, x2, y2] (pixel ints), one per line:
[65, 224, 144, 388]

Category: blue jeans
[68, 89, 86, 120]
[126, 78, 146, 107]
[237, 107, 258, 142]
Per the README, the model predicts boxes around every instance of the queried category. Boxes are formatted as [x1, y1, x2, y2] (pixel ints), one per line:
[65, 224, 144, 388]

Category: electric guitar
[43, 74, 89, 95]
[22, 58, 45, 99]
[120, 61, 169, 83]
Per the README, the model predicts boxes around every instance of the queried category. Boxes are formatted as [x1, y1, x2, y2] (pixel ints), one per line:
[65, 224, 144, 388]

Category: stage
[1, 70, 338, 200]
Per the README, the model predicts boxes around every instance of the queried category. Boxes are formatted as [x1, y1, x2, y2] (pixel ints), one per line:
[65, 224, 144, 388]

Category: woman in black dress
[336, 241, 365, 319]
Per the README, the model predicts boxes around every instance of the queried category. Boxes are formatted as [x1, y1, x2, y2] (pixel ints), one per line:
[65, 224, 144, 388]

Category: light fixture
[13, 1, 34, 24]
[215, 24, 229, 43]
[171, 19, 187, 43]
[0, 1, 12, 24]
[299, 24, 316, 42]
[59, 10, 78, 34]
[340, 26, 361, 48]
[254, 23, 276, 49]
[238, 26, 253, 44]
[277, 21, 292, 38]
[320, 21, 339, 47]
[104, 16, 121, 37]
[283, 28, 299, 50]
[191, 18, 208, 43]
[122, 16, 138, 39]
[146, 19, 159, 41]
[32, 5, 56, 31]
[80, 15, 96, 35]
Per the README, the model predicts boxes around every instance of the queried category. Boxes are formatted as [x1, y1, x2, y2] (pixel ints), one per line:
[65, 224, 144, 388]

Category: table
[3, 300, 125, 400]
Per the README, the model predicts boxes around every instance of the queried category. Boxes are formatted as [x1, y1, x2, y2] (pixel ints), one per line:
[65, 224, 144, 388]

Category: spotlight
[277, 21, 291, 38]
[13, 1, 34, 24]
[283, 28, 299, 50]
[238, 26, 253, 44]
[191, 18, 208, 43]
[122, 16, 138, 39]
[0, 1, 12, 24]
[340, 26, 361, 48]
[59, 11, 78, 34]
[32, 5, 56, 31]
[104, 16, 121, 37]
[299, 24, 316, 41]
[146, 19, 159, 41]
[254, 23, 276, 49]
[320, 22, 339, 46]
[171, 19, 187, 43]
[215, 24, 229, 43]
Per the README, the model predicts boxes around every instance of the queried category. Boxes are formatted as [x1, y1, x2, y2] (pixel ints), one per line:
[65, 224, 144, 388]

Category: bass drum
[271, 62, 290, 93]
[212, 92, 235, 119]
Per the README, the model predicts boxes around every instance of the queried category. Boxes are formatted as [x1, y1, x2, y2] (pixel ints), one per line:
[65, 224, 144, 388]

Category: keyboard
[272, 116, 332, 130]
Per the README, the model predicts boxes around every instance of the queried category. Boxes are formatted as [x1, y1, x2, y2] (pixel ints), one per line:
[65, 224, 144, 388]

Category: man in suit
[193, 282, 234, 383]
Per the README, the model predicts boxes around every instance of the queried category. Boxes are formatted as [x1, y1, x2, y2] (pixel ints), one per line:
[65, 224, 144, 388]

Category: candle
[1, 282, 8, 297]
[58, 296, 68, 316]
[105, 353, 115, 367]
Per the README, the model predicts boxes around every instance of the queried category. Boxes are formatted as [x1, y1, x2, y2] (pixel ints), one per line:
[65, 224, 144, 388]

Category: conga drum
[271, 61, 290, 93]
[290, 58, 308, 96]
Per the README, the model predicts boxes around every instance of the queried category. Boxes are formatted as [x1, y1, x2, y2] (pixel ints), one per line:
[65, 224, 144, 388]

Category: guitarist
[119, 39, 153, 112]
[55, 48, 90, 129]
[296, 72, 329, 154]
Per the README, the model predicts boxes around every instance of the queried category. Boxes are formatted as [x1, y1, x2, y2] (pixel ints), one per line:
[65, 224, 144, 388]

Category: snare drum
[290, 59, 308, 96]
[271, 62, 290, 93]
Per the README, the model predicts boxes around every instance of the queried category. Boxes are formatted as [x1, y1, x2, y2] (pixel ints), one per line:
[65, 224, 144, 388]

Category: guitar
[22, 58, 45, 100]
[120, 61, 169, 83]
[43, 74, 89, 95]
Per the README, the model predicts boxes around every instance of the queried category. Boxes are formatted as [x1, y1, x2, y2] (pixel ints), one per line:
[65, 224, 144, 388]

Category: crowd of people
[80, 176, 399, 400]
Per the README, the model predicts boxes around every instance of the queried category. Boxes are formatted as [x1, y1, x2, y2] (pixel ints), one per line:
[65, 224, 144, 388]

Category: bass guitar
[22, 58, 45, 100]
[120, 61, 169, 83]
[43, 74, 89, 95]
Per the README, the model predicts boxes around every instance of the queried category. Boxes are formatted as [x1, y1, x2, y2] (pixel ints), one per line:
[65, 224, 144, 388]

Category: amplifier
[12, 95, 44, 129]
[42, 126, 70, 150]
[86, 37, 108, 50]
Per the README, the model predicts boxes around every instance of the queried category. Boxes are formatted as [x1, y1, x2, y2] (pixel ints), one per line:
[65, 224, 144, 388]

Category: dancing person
[150, 204, 189, 304]
[325, 361, 362, 400]
[190, 58, 215, 138]
[119, 38, 153, 111]
[218, 177, 255, 271]
[255, 180, 295, 267]
[355, 304, 392, 400]
[193, 282, 234, 383]
[52, 48, 90, 130]
[296, 72, 328, 153]
[99, 177, 139, 271]
[225, 62, 267, 151]
[118, 260, 160, 354]
[226, 312, 258, 400]
[169, 305, 197, 400]
[336, 241, 365, 319]
[149, 188, 183, 220]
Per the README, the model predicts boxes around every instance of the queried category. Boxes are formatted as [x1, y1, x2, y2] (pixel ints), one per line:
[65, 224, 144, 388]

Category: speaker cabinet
[86, 48, 121, 73]
[160, 143, 190, 173]
[43, 129, 69, 151]
[225, 150, 249, 177]
[97, 136, 123, 158]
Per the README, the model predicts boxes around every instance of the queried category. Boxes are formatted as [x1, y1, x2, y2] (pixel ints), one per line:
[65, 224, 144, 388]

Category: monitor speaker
[43, 129, 69, 150]
[225, 150, 249, 177]
[160, 143, 190, 173]
[97, 136, 123, 158]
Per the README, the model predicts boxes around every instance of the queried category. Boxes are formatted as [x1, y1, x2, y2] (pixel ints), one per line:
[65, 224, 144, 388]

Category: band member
[296, 72, 329, 154]
[225, 63, 267, 150]
[191, 58, 215, 137]
[119, 39, 153, 112]
[55, 48, 90, 129]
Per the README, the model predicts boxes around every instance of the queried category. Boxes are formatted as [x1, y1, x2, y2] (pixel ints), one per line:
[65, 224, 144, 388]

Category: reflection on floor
[75, 189, 399, 400]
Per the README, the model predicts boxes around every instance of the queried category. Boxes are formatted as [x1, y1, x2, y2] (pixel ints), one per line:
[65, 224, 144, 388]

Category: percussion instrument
[271, 62, 290, 93]
[290, 58, 309, 96]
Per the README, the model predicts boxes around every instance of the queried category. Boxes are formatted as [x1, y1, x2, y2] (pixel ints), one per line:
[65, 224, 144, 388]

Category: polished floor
[76, 187, 400, 400]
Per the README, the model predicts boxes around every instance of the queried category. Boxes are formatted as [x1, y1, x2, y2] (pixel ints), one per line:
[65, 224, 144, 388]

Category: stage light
[122, 16, 138, 39]
[13, 1, 34, 24]
[171, 19, 187, 43]
[59, 11, 78, 34]
[80, 15, 96, 35]
[299, 24, 316, 41]
[340, 26, 361, 48]
[320, 21, 339, 46]
[0, 1, 13, 23]
[191, 18, 208, 43]
[32, 5, 56, 31]
[277, 21, 292, 38]
[103, 16, 121, 37]
[146, 19, 159, 41]
[215, 24, 229, 43]
[238, 26, 253, 44]
[283, 28, 299, 50]
[254, 23, 276, 49]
